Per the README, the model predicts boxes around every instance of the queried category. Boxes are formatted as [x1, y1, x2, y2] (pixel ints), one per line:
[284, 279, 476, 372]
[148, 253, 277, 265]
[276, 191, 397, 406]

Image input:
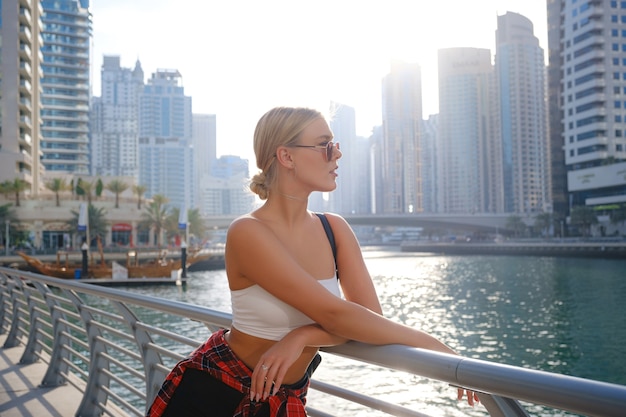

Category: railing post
[35, 282, 72, 387]
[2, 276, 24, 348]
[19, 281, 46, 364]
[111, 300, 166, 413]
[0, 273, 8, 334]
[62, 288, 111, 417]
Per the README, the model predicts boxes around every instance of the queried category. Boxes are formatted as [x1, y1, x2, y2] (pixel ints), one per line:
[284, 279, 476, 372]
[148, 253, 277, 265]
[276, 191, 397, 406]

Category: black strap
[314, 213, 338, 279]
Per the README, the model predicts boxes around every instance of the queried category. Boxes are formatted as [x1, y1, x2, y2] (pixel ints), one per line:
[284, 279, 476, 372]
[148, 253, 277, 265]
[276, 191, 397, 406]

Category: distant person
[147, 107, 479, 416]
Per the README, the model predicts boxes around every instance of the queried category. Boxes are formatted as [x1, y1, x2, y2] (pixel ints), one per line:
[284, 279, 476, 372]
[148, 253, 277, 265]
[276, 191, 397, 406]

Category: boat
[16, 247, 212, 281]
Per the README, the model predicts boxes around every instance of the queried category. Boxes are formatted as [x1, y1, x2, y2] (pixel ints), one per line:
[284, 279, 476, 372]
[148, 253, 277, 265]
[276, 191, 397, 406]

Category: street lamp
[5, 220, 9, 256]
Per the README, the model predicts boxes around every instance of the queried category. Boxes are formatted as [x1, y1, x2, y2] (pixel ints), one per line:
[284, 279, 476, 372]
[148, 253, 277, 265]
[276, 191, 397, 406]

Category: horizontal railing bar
[135, 321, 205, 346]
[98, 350, 144, 380]
[325, 342, 626, 417]
[100, 367, 146, 399]
[310, 379, 431, 417]
[143, 341, 186, 362]
[99, 385, 143, 417]
[59, 330, 89, 351]
[91, 321, 136, 345]
[81, 304, 124, 322]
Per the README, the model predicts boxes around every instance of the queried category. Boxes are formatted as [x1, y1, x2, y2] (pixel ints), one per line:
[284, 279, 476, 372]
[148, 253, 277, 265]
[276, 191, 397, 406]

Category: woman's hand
[250, 336, 305, 402]
[457, 387, 480, 406]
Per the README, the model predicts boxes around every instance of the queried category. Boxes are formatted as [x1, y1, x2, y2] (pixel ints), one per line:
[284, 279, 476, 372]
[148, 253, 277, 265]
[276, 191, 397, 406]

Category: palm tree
[105, 179, 129, 208]
[140, 194, 170, 248]
[165, 207, 207, 244]
[76, 179, 94, 205]
[45, 178, 70, 207]
[68, 204, 109, 246]
[8, 178, 28, 207]
[133, 185, 147, 210]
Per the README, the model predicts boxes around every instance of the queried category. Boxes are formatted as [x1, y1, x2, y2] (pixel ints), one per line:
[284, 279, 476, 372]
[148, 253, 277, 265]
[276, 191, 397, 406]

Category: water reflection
[124, 252, 626, 416]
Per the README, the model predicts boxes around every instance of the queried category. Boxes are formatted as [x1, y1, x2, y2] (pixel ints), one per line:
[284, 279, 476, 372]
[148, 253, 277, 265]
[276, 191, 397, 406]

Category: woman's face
[289, 118, 341, 192]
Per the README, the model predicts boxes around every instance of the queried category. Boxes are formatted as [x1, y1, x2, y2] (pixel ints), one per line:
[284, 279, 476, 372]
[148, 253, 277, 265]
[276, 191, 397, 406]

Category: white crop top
[230, 276, 341, 341]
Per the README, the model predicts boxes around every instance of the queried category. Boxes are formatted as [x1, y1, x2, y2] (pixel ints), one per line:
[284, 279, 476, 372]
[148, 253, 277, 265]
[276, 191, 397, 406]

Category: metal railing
[1, 267, 625, 417]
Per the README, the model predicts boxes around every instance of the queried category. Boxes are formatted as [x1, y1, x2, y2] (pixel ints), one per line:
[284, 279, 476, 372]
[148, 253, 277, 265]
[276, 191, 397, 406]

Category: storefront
[111, 223, 132, 246]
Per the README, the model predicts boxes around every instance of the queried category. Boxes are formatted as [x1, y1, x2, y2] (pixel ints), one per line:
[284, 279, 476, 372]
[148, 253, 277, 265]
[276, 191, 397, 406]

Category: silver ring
[261, 364, 269, 371]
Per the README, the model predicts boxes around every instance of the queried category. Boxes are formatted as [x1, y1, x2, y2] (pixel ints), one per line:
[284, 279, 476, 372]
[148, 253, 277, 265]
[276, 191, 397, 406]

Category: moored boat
[16, 248, 212, 280]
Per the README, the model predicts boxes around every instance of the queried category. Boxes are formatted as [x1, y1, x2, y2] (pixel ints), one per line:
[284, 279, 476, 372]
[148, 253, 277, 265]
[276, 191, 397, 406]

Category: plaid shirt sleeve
[146, 328, 312, 417]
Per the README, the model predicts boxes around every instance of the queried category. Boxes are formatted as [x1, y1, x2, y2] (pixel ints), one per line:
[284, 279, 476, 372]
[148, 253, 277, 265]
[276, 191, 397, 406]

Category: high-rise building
[437, 48, 502, 214]
[91, 56, 144, 177]
[0, 0, 44, 194]
[193, 113, 217, 181]
[138, 136, 194, 212]
[547, 0, 569, 218]
[137, 69, 195, 208]
[496, 12, 551, 214]
[40, 0, 91, 174]
[381, 61, 423, 214]
[554, 0, 626, 212]
[199, 155, 253, 216]
[421, 115, 438, 213]
[327, 102, 371, 214]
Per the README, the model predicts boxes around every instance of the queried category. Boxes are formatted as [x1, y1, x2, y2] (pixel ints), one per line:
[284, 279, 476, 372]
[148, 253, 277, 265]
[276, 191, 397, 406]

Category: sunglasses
[291, 141, 340, 161]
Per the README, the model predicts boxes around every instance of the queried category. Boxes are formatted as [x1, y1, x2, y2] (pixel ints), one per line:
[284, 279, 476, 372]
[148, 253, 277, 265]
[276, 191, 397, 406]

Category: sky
[89, 0, 548, 166]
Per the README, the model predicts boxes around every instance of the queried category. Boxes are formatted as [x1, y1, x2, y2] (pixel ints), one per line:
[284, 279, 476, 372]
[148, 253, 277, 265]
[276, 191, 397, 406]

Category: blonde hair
[250, 107, 324, 199]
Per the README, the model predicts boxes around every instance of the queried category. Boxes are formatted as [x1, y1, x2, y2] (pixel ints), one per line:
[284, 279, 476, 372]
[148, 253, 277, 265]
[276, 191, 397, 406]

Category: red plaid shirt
[147, 329, 311, 416]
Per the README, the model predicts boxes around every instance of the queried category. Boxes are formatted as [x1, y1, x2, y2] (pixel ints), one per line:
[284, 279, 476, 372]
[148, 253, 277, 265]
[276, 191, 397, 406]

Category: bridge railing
[1, 267, 625, 417]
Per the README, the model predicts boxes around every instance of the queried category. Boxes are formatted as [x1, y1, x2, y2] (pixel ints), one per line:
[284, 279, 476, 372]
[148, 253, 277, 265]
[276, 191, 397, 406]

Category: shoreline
[399, 241, 626, 259]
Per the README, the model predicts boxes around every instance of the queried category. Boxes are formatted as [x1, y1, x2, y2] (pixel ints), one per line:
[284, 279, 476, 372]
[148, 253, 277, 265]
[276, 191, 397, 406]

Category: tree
[609, 205, 626, 232]
[95, 178, 104, 199]
[8, 178, 28, 207]
[505, 215, 526, 238]
[133, 185, 147, 210]
[76, 179, 94, 205]
[534, 212, 553, 237]
[0, 181, 12, 199]
[570, 206, 598, 237]
[165, 207, 207, 243]
[105, 179, 129, 209]
[68, 204, 109, 246]
[45, 178, 70, 207]
[140, 194, 170, 248]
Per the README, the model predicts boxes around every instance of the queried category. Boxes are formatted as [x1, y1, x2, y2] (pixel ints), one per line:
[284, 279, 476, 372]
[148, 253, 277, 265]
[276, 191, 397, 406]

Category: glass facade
[40, 0, 91, 174]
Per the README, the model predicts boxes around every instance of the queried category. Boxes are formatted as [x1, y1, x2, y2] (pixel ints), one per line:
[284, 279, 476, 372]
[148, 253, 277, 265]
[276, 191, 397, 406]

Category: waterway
[126, 248, 626, 417]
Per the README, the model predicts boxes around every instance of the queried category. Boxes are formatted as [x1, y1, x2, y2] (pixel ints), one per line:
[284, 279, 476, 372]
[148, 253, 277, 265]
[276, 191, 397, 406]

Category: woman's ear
[275, 146, 295, 169]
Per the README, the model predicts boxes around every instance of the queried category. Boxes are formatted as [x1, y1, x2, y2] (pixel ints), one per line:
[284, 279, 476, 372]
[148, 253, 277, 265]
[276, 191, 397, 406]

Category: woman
[147, 106, 479, 416]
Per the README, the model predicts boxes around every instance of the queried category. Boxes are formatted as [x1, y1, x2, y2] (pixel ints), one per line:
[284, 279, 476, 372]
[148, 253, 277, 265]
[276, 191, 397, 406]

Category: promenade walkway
[0, 334, 83, 417]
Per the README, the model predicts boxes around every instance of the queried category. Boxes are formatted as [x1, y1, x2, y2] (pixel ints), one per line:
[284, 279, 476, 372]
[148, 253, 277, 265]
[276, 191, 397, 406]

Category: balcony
[20, 7, 33, 26]
[19, 61, 32, 78]
[19, 43, 32, 60]
[19, 133, 32, 145]
[19, 25, 32, 42]
[19, 79, 32, 95]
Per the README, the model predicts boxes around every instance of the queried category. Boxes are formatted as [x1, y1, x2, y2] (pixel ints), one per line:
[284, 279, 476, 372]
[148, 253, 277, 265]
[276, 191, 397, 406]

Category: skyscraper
[40, 0, 91, 174]
[496, 12, 551, 214]
[327, 102, 371, 215]
[0, 0, 44, 194]
[192, 113, 217, 181]
[437, 48, 502, 214]
[554, 0, 626, 213]
[381, 61, 423, 214]
[137, 69, 195, 209]
[91, 56, 144, 177]
[547, 0, 569, 218]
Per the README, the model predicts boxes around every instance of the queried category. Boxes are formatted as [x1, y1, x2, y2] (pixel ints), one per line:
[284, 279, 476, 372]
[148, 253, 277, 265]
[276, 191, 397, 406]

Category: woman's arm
[227, 216, 479, 405]
[251, 324, 347, 399]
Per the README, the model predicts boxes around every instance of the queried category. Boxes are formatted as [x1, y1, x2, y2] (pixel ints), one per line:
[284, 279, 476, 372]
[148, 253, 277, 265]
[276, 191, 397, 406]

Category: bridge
[1, 267, 624, 417]
[204, 213, 521, 232]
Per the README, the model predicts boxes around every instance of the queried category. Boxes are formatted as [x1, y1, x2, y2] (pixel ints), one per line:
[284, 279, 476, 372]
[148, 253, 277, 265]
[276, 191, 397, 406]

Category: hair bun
[250, 172, 269, 200]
